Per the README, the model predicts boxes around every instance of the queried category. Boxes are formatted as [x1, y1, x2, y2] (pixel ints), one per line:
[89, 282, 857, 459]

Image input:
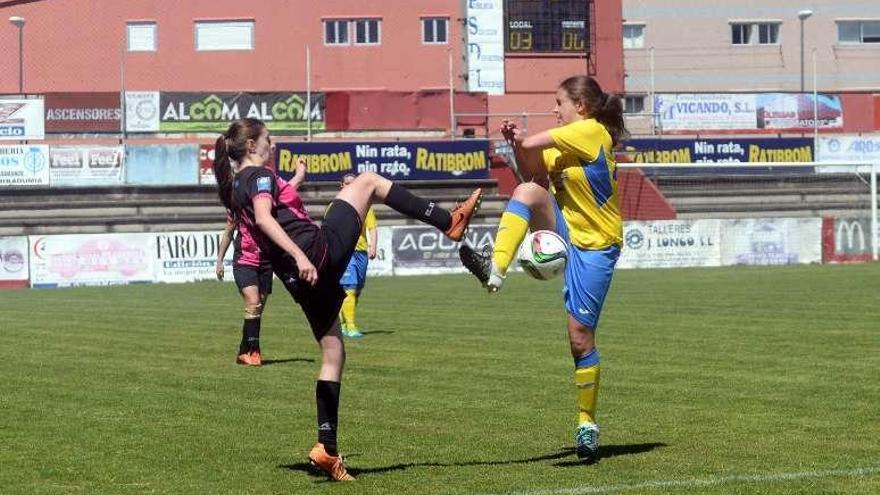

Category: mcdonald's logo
[836, 219, 868, 254]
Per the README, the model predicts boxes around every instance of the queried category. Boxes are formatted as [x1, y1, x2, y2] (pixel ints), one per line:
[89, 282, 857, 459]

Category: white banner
[0, 236, 29, 282]
[153, 231, 233, 284]
[125, 91, 160, 132]
[0, 97, 44, 140]
[816, 134, 880, 173]
[720, 218, 822, 266]
[466, 0, 505, 95]
[0, 145, 50, 187]
[392, 224, 497, 275]
[619, 219, 722, 269]
[29, 233, 154, 288]
[366, 226, 394, 277]
[654, 94, 757, 131]
[49, 146, 124, 186]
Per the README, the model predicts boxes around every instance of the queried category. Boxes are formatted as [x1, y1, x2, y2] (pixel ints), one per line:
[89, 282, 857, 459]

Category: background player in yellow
[338, 173, 379, 338]
[460, 75, 626, 464]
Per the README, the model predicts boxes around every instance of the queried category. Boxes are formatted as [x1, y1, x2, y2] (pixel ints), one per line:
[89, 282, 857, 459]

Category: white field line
[476, 466, 880, 495]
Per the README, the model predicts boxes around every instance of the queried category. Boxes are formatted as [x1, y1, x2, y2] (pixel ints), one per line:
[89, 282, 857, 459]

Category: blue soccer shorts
[552, 199, 620, 329]
[339, 250, 369, 290]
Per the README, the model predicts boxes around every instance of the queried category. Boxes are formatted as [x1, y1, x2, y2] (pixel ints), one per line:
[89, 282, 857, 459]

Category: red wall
[874, 95, 880, 130]
[839, 93, 876, 133]
[0, 0, 623, 137]
[324, 91, 488, 131]
[486, 0, 624, 137]
[0, 0, 465, 93]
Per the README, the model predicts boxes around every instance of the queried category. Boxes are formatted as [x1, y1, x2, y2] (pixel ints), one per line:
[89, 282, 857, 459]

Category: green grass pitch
[1, 264, 878, 494]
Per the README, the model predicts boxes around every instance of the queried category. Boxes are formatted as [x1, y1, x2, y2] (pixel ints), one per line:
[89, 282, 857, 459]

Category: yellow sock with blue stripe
[575, 348, 601, 425]
[340, 289, 358, 329]
[493, 199, 531, 274]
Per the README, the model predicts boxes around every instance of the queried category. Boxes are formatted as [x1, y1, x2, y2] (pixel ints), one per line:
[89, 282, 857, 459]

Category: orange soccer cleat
[236, 350, 262, 367]
[444, 188, 482, 241]
[308, 443, 355, 481]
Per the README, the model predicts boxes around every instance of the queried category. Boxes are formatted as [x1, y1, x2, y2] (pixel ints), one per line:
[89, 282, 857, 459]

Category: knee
[571, 341, 594, 358]
[355, 171, 381, 187]
[322, 335, 346, 362]
[511, 182, 547, 205]
[244, 303, 263, 320]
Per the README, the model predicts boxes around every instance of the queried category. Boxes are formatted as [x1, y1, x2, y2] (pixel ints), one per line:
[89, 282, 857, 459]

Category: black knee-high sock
[384, 183, 451, 231]
[316, 380, 341, 455]
[239, 318, 261, 354]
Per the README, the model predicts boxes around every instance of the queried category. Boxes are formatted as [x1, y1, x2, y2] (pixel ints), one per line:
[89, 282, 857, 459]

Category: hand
[215, 262, 225, 281]
[368, 246, 377, 260]
[510, 126, 527, 146]
[295, 254, 318, 286]
[295, 157, 307, 173]
[500, 120, 526, 147]
[500, 120, 517, 143]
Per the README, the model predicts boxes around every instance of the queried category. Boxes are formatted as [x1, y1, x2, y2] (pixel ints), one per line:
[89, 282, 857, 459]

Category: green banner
[158, 92, 325, 133]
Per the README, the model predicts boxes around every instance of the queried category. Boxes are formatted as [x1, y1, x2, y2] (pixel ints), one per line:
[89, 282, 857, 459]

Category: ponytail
[594, 93, 629, 147]
[212, 134, 235, 212]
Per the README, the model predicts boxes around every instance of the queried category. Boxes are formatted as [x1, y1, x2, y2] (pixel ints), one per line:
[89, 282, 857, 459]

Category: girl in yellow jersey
[338, 173, 379, 338]
[459, 75, 627, 464]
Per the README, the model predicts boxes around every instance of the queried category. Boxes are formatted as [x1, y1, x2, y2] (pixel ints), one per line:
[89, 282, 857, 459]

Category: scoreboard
[505, 0, 590, 54]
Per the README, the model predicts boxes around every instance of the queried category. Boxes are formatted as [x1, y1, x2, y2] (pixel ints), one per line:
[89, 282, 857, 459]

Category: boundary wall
[1, 217, 873, 289]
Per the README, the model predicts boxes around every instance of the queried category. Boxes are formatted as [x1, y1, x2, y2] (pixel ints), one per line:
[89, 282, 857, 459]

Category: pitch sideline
[469, 466, 880, 495]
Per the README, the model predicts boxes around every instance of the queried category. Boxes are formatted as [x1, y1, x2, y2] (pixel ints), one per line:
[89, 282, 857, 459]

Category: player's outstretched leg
[334, 172, 482, 241]
[460, 182, 554, 292]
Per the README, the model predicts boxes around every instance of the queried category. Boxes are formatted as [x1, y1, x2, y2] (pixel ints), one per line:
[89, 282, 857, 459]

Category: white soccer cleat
[486, 263, 506, 293]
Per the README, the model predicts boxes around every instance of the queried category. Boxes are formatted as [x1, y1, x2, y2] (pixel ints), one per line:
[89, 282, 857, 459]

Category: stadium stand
[643, 170, 872, 219]
[0, 179, 507, 236]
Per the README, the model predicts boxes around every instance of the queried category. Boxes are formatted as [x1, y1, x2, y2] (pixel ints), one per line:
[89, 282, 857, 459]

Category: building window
[623, 24, 645, 49]
[127, 22, 157, 52]
[624, 95, 646, 114]
[757, 23, 780, 44]
[354, 19, 381, 45]
[731, 22, 780, 45]
[324, 20, 350, 45]
[195, 21, 254, 51]
[423, 17, 448, 44]
[837, 20, 880, 44]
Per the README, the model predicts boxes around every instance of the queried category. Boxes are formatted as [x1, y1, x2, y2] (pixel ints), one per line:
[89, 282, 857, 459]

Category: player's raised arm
[289, 157, 307, 189]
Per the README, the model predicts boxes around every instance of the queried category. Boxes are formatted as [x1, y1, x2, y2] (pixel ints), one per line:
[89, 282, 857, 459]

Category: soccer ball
[517, 230, 568, 280]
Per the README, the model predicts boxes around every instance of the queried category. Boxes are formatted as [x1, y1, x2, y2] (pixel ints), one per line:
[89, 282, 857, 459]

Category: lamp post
[797, 10, 813, 93]
[8, 16, 25, 94]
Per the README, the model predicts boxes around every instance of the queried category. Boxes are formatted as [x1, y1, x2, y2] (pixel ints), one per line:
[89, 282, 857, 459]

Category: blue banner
[274, 140, 490, 182]
[621, 138, 814, 163]
[125, 144, 199, 185]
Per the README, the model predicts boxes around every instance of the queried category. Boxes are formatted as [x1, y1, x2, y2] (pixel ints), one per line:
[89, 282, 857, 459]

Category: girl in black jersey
[213, 118, 481, 481]
[215, 158, 306, 366]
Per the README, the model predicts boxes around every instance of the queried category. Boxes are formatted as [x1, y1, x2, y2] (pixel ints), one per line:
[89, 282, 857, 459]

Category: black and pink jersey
[232, 166, 324, 267]
[225, 210, 267, 268]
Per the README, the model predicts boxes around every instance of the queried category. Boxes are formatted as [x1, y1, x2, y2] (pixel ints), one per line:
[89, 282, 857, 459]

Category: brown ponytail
[559, 76, 629, 147]
[211, 118, 267, 214]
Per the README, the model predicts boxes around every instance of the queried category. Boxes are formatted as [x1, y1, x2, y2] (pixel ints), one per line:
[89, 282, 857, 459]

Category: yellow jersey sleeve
[547, 119, 607, 165]
[542, 119, 623, 249]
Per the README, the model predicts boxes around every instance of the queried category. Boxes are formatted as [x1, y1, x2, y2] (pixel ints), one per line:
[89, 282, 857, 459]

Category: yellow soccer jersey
[355, 207, 377, 252]
[543, 118, 623, 249]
